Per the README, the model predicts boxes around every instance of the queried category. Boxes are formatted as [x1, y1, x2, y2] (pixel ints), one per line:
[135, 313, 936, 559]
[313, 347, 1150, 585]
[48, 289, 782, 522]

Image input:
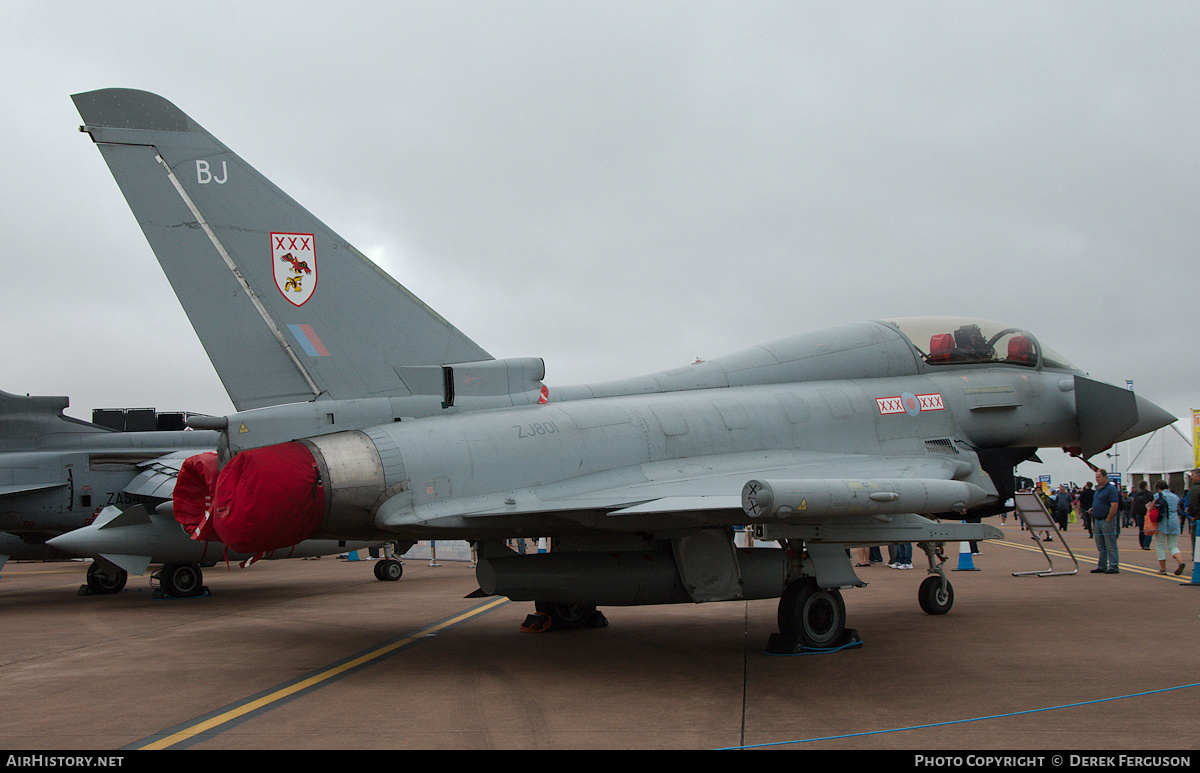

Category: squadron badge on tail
[272, 232, 317, 306]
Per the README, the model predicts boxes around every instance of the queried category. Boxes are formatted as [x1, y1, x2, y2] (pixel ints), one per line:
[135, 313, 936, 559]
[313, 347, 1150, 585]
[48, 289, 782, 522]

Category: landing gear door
[805, 543, 866, 589]
[672, 530, 744, 602]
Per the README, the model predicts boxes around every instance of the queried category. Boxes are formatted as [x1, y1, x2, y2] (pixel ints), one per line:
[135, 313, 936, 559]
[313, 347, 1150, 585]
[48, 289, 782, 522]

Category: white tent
[1126, 421, 1194, 492]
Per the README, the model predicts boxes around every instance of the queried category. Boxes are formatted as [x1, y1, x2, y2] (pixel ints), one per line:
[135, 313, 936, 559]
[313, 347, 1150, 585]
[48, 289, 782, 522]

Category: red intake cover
[211, 442, 325, 554]
[173, 451, 221, 541]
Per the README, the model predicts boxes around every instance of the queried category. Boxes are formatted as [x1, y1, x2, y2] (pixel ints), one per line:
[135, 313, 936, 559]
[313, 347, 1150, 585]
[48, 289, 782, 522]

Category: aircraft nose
[1073, 376, 1178, 459]
[1115, 394, 1179, 443]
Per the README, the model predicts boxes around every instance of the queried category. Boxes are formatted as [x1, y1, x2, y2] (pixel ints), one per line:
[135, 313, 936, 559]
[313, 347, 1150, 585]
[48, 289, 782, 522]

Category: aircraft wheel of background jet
[156, 564, 204, 598]
[85, 563, 127, 595]
[373, 559, 403, 582]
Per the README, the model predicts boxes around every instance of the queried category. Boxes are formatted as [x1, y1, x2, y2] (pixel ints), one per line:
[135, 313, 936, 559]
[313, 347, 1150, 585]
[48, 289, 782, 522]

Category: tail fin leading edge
[73, 88, 491, 411]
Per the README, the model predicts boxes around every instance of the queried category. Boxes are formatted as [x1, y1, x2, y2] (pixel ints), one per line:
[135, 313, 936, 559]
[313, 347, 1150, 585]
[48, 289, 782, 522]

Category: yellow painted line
[0, 567, 94, 597]
[993, 537, 1192, 582]
[0, 566, 88, 575]
[138, 596, 510, 750]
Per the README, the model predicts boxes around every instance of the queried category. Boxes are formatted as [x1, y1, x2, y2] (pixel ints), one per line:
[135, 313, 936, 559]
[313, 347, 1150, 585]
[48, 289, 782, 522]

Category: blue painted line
[718, 682, 1200, 749]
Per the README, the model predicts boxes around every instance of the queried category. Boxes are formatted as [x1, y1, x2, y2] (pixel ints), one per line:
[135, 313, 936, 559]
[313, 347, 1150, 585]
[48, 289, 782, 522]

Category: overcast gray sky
[2, 1, 1196, 486]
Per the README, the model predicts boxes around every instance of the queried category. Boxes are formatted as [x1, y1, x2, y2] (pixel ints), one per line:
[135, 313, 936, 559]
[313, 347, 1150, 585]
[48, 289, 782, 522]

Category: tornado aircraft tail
[73, 89, 491, 412]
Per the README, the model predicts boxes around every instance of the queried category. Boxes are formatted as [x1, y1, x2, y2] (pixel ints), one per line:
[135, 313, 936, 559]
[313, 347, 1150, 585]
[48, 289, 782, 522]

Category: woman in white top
[1152, 481, 1185, 576]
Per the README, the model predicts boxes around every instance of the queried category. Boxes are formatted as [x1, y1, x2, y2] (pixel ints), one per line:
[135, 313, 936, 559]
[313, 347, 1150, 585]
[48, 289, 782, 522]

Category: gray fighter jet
[0, 390, 215, 591]
[2, 391, 390, 595]
[74, 89, 1175, 650]
[47, 501, 389, 596]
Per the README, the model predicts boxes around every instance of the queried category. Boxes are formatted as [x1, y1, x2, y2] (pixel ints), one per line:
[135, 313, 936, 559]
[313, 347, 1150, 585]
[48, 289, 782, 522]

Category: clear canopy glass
[878, 317, 1077, 371]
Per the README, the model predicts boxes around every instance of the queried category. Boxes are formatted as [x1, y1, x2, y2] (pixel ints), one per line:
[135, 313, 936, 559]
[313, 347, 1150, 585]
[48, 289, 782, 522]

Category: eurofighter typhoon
[72, 89, 1174, 650]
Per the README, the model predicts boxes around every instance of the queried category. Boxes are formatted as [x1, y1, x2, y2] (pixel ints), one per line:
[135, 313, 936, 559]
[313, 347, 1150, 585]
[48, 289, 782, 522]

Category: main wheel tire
[161, 564, 203, 597]
[86, 563, 127, 595]
[918, 575, 954, 615]
[534, 601, 598, 630]
[778, 579, 846, 649]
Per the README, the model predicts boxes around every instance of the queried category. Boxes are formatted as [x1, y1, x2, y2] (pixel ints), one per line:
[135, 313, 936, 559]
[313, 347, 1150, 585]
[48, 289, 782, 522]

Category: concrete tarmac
[2, 520, 1198, 751]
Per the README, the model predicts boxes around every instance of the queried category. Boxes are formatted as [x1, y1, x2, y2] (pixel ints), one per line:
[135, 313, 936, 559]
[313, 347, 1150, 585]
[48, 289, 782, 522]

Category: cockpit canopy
[879, 317, 1077, 371]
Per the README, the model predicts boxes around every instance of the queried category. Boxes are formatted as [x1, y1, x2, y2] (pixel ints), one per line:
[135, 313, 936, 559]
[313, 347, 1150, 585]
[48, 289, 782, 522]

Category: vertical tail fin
[73, 89, 490, 411]
[0, 389, 78, 450]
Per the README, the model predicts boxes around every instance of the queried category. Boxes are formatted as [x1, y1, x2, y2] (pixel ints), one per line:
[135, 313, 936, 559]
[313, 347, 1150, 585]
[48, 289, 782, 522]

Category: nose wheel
[917, 541, 954, 615]
[918, 575, 954, 614]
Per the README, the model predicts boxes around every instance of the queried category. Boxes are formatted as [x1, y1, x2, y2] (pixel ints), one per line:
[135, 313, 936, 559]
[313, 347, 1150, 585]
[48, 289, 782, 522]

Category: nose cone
[45, 526, 97, 557]
[1114, 394, 1179, 443]
[1074, 376, 1178, 459]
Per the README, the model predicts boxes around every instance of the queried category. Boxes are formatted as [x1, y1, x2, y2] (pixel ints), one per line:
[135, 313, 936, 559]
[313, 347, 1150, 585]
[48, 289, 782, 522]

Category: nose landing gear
[917, 541, 954, 615]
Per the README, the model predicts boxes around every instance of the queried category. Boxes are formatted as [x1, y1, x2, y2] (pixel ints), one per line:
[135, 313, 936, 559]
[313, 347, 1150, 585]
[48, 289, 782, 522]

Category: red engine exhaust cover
[211, 442, 326, 554]
[172, 451, 221, 541]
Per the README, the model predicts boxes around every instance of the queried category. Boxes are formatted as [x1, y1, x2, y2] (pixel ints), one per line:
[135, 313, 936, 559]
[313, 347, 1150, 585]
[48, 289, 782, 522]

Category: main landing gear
[516, 540, 958, 649]
[374, 558, 403, 581]
[769, 541, 956, 654]
[777, 578, 847, 649]
[769, 577, 859, 653]
[521, 602, 609, 632]
[371, 543, 411, 581]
